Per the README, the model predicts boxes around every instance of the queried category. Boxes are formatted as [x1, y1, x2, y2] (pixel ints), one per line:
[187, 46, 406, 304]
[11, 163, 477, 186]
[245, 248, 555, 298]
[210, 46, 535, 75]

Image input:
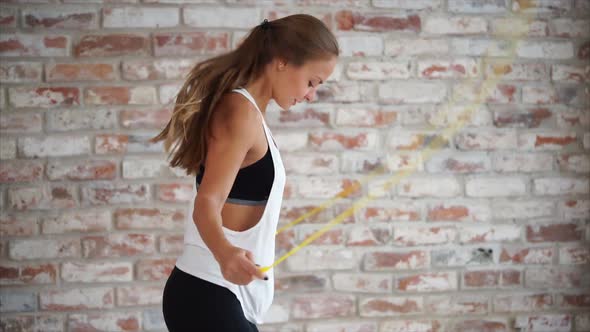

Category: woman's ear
[275, 58, 287, 71]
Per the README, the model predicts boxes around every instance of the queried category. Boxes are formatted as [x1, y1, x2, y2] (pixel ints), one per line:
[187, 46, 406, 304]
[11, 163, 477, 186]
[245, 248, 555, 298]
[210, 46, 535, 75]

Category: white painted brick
[9, 238, 80, 260]
[455, 130, 518, 150]
[338, 36, 383, 56]
[448, 0, 508, 13]
[184, 8, 260, 29]
[430, 104, 492, 127]
[452, 38, 513, 57]
[491, 18, 548, 37]
[0, 137, 16, 160]
[122, 158, 173, 179]
[333, 273, 392, 293]
[398, 176, 461, 197]
[533, 177, 590, 196]
[287, 247, 356, 271]
[394, 225, 456, 246]
[379, 82, 446, 103]
[385, 38, 449, 56]
[459, 224, 521, 243]
[103, 7, 179, 28]
[61, 261, 133, 283]
[417, 58, 480, 78]
[493, 200, 556, 219]
[47, 109, 117, 132]
[274, 132, 308, 152]
[424, 16, 487, 35]
[425, 152, 491, 173]
[19, 136, 90, 157]
[373, 0, 441, 9]
[465, 176, 527, 197]
[517, 41, 574, 59]
[347, 61, 411, 80]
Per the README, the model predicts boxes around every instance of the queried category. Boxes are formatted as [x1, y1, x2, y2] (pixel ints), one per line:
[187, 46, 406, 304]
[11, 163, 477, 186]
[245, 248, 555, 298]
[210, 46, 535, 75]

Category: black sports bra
[196, 144, 274, 204]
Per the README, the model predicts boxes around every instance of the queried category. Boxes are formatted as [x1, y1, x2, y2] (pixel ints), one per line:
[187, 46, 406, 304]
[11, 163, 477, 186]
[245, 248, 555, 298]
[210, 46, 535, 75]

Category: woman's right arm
[192, 96, 267, 285]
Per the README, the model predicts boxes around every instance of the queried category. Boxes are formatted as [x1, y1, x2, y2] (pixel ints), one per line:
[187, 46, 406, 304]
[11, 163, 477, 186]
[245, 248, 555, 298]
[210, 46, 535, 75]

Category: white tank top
[176, 88, 286, 324]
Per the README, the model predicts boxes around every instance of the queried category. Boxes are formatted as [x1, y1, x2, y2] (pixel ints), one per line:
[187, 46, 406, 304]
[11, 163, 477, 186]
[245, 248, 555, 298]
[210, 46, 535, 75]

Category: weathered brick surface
[0, 1, 587, 330]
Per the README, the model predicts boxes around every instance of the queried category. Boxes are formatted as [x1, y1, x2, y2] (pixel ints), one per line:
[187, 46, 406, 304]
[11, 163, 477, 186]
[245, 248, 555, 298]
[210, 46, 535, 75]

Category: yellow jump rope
[259, 16, 532, 274]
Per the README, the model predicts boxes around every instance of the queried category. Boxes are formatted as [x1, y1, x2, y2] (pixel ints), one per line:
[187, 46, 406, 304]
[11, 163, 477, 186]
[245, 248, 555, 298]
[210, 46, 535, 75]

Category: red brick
[0, 213, 37, 237]
[0, 160, 44, 183]
[95, 134, 128, 154]
[0, 34, 69, 57]
[494, 293, 552, 312]
[81, 183, 149, 205]
[500, 246, 554, 264]
[310, 131, 378, 150]
[360, 296, 422, 317]
[0, 62, 43, 83]
[84, 86, 156, 105]
[452, 319, 508, 332]
[82, 233, 155, 258]
[298, 227, 344, 245]
[0, 7, 17, 28]
[46, 63, 115, 82]
[293, 294, 355, 319]
[153, 32, 229, 56]
[397, 271, 457, 292]
[159, 234, 183, 254]
[493, 108, 552, 128]
[9, 87, 79, 108]
[363, 250, 429, 271]
[279, 106, 333, 127]
[156, 183, 193, 203]
[9, 238, 80, 260]
[115, 207, 185, 230]
[23, 7, 98, 29]
[557, 293, 590, 308]
[8, 185, 77, 211]
[136, 257, 175, 281]
[336, 10, 420, 32]
[464, 270, 501, 288]
[526, 223, 584, 242]
[0, 263, 57, 285]
[75, 34, 149, 57]
[46, 160, 116, 181]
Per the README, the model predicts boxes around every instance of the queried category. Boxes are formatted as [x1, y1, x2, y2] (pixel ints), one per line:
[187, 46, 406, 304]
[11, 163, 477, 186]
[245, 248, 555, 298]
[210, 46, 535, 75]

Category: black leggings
[162, 266, 259, 332]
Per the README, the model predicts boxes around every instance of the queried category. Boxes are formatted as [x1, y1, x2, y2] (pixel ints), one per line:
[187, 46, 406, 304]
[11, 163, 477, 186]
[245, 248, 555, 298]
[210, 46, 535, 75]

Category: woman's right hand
[215, 245, 267, 285]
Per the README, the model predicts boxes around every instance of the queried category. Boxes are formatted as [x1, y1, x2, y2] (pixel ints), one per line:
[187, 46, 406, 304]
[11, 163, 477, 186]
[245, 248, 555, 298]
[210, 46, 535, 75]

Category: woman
[153, 14, 339, 331]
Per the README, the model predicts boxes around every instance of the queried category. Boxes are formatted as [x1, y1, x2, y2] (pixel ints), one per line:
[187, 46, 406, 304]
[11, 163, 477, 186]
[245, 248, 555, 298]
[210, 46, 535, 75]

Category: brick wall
[0, 0, 589, 331]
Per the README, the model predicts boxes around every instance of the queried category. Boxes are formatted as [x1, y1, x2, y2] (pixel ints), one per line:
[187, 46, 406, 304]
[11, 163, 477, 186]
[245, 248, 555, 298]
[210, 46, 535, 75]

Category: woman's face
[272, 56, 338, 110]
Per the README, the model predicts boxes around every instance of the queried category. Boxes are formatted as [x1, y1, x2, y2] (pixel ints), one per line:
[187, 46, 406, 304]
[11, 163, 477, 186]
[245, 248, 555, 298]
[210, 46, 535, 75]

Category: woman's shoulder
[209, 91, 260, 137]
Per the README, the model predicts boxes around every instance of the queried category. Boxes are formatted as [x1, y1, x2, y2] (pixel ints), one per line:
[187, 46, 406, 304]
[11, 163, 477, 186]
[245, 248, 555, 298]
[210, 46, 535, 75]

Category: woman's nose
[304, 89, 316, 102]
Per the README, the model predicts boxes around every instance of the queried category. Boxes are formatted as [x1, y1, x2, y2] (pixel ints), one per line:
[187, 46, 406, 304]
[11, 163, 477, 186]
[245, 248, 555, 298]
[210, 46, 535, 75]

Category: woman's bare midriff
[221, 203, 266, 232]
